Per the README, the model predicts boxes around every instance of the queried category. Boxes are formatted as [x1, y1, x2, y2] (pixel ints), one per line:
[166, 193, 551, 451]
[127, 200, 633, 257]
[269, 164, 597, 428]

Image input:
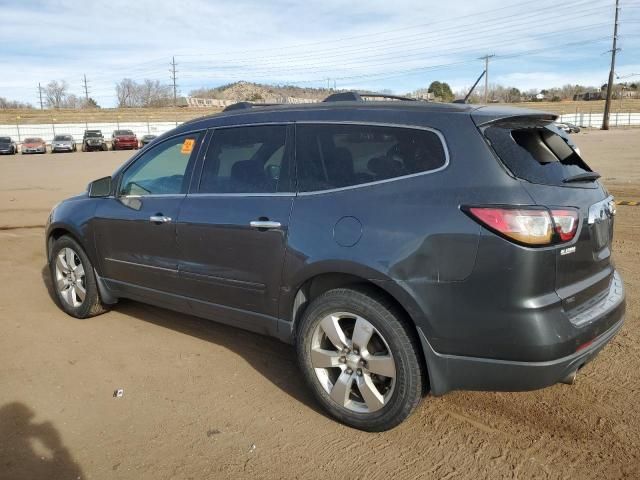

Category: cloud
[0, 0, 638, 106]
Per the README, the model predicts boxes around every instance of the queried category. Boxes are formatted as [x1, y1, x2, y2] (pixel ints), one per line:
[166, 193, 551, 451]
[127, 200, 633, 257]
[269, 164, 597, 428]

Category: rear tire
[49, 235, 108, 319]
[297, 287, 424, 431]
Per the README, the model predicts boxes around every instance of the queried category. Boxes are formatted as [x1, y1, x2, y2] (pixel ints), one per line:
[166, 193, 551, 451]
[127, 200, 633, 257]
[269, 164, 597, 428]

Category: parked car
[82, 130, 107, 152]
[111, 130, 138, 150]
[46, 93, 625, 431]
[51, 134, 77, 153]
[21, 137, 46, 154]
[139, 134, 157, 148]
[0, 136, 17, 155]
[554, 121, 581, 134]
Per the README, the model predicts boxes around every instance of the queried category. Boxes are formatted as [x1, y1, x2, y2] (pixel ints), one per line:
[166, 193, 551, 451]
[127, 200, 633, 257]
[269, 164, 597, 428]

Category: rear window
[296, 124, 447, 192]
[484, 123, 594, 186]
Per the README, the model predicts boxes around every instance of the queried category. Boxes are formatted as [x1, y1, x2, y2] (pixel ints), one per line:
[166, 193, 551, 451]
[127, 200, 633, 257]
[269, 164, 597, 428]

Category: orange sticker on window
[181, 138, 195, 154]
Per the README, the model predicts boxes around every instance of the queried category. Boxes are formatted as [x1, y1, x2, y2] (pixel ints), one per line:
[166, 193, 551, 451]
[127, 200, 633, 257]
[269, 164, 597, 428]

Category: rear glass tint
[484, 123, 594, 186]
[296, 124, 447, 192]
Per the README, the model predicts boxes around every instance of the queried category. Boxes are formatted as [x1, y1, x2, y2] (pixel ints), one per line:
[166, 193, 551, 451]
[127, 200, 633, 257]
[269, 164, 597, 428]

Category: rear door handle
[149, 215, 172, 223]
[250, 220, 281, 229]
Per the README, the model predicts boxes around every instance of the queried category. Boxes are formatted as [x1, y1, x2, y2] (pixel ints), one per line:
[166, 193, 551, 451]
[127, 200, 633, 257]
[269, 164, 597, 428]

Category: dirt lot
[0, 130, 638, 479]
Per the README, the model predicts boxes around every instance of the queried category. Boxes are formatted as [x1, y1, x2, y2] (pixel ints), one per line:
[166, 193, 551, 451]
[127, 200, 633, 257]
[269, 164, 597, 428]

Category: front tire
[49, 235, 108, 318]
[297, 288, 424, 431]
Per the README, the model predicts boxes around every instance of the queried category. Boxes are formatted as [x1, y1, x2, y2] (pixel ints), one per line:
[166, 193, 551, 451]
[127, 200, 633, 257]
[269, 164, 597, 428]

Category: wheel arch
[47, 224, 85, 261]
[285, 269, 430, 393]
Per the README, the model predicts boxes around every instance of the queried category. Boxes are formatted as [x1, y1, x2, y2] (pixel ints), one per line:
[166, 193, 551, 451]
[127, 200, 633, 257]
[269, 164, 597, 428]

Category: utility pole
[37, 83, 44, 110]
[602, 0, 620, 130]
[479, 54, 495, 104]
[82, 74, 90, 101]
[170, 56, 178, 107]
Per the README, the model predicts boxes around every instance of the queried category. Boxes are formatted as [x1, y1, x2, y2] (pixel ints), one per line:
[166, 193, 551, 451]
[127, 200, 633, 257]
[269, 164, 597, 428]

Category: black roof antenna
[453, 70, 486, 104]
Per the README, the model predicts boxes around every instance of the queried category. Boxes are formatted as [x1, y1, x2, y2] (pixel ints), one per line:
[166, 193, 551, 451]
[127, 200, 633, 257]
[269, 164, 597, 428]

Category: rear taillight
[466, 206, 579, 246]
[551, 209, 579, 242]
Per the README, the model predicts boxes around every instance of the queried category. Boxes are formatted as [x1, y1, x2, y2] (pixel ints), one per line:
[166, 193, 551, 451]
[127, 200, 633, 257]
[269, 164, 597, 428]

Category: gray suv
[45, 93, 625, 431]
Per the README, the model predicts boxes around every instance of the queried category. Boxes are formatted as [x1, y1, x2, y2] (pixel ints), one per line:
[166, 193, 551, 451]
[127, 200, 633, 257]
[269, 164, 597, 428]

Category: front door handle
[149, 215, 172, 224]
[250, 220, 281, 229]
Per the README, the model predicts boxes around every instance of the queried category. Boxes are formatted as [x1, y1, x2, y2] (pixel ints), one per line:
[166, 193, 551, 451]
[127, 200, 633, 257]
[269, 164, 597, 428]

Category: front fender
[46, 196, 99, 268]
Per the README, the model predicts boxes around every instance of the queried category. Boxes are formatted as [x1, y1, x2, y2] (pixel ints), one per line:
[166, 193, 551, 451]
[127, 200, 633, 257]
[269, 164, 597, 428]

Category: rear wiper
[563, 172, 601, 183]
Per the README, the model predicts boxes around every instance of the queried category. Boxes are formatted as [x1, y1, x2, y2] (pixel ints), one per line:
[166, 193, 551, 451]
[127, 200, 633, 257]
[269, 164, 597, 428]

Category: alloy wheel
[310, 312, 396, 413]
[54, 247, 86, 308]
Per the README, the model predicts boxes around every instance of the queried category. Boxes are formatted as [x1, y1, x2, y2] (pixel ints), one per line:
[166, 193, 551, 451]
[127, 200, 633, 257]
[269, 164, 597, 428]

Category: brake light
[468, 207, 553, 245]
[466, 206, 579, 246]
[551, 209, 579, 242]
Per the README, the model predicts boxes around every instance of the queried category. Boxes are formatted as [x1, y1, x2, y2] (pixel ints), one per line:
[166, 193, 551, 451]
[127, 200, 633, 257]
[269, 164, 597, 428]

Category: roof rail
[223, 102, 281, 112]
[323, 91, 417, 103]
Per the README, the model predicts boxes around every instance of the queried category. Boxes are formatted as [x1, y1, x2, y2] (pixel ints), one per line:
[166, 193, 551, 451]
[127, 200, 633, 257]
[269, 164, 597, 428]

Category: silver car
[51, 134, 77, 153]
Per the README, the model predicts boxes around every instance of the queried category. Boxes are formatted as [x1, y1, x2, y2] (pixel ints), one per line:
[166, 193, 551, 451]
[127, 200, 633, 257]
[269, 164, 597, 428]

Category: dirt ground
[0, 130, 638, 480]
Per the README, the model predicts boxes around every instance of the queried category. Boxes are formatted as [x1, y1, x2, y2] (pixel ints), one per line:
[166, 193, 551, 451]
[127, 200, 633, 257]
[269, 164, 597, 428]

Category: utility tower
[37, 83, 44, 109]
[82, 74, 90, 101]
[479, 54, 495, 104]
[602, 0, 620, 130]
[170, 56, 178, 107]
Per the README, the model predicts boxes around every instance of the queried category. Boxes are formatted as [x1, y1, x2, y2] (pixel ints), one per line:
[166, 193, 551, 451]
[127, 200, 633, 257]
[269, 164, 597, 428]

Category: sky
[0, 0, 639, 107]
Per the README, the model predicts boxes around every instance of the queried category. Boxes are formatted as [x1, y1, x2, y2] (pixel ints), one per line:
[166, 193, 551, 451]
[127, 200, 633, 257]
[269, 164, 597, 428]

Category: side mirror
[88, 176, 112, 197]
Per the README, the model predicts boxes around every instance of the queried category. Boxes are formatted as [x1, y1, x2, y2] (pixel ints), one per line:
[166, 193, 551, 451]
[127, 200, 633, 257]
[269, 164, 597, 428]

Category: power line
[602, 0, 620, 130]
[177, 4, 605, 70]
[176, 0, 600, 60]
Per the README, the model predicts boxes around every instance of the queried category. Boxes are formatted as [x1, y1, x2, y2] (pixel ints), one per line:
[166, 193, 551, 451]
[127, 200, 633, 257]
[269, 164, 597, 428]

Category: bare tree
[44, 80, 69, 108]
[139, 79, 172, 107]
[116, 78, 138, 108]
[62, 94, 82, 109]
[0, 97, 33, 109]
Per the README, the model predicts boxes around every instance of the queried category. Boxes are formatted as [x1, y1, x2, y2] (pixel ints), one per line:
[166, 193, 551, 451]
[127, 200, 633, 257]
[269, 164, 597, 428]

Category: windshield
[54, 135, 72, 141]
[0, 137, 10, 143]
[115, 130, 134, 136]
[24, 138, 41, 143]
[484, 122, 594, 186]
[85, 131, 102, 137]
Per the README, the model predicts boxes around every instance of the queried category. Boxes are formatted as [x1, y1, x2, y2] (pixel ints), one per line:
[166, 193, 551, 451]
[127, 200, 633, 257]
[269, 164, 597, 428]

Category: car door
[93, 131, 204, 296]
[176, 124, 294, 321]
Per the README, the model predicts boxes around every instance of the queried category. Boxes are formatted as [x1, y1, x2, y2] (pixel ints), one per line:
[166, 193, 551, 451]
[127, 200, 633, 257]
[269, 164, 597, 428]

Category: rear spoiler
[471, 107, 557, 128]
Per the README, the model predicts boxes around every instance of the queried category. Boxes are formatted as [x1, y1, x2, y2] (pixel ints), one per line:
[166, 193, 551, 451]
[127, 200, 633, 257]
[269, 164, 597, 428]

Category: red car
[21, 137, 47, 154]
[111, 130, 138, 151]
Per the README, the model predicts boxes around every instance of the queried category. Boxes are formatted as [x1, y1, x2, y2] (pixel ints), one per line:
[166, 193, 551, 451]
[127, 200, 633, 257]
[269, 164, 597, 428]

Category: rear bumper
[420, 314, 624, 396]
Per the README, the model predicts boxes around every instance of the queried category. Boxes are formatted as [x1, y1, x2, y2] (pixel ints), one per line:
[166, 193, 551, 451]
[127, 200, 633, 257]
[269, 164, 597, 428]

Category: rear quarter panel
[279, 110, 535, 341]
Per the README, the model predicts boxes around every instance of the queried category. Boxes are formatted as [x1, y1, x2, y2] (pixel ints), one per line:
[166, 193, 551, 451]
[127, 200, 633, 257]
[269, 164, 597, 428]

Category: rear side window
[484, 124, 594, 186]
[199, 125, 291, 194]
[296, 124, 447, 192]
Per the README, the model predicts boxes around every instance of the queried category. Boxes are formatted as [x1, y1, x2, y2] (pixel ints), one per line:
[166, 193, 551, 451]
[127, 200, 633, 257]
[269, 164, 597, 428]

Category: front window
[115, 130, 134, 136]
[119, 132, 202, 196]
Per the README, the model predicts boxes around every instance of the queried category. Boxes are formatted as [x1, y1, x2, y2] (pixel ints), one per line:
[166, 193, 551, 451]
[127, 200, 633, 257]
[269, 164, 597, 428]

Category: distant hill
[189, 81, 337, 102]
